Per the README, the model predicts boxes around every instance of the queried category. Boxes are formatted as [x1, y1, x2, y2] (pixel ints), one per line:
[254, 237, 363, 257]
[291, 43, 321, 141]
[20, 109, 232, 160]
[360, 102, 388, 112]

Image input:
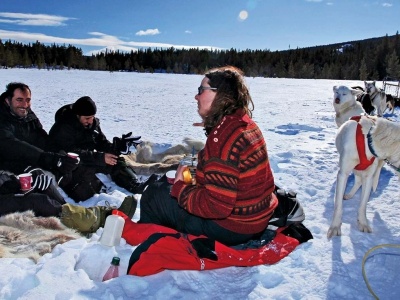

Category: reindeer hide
[0, 210, 82, 262]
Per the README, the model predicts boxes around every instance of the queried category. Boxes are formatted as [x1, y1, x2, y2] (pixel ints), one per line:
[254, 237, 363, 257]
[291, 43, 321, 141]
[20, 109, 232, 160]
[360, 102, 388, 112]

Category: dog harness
[350, 116, 375, 170]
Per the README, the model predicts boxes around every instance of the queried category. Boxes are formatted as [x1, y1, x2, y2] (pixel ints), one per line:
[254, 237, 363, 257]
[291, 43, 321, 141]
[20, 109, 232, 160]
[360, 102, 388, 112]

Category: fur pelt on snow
[0, 211, 82, 262]
[125, 137, 205, 176]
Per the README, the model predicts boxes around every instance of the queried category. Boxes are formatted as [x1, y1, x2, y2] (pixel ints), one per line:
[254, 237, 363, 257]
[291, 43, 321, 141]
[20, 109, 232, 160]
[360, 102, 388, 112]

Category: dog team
[328, 80, 400, 238]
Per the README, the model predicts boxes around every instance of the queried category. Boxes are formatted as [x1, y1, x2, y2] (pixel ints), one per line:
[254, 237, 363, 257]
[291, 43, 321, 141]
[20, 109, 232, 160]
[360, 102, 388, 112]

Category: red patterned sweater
[171, 109, 278, 235]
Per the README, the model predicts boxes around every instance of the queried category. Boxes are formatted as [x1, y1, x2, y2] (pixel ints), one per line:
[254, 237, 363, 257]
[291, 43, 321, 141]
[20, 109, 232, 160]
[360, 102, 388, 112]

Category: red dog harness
[350, 116, 375, 170]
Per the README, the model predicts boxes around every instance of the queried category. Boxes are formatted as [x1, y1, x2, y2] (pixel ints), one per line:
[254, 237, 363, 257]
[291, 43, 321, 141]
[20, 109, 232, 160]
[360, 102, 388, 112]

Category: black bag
[59, 166, 104, 202]
[269, 185, 304, 228]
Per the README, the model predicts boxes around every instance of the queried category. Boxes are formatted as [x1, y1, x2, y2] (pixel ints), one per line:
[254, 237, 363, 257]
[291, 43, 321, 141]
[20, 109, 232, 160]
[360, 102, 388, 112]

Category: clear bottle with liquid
[180, 155, 198, 185]
[102, 256, 120, 281]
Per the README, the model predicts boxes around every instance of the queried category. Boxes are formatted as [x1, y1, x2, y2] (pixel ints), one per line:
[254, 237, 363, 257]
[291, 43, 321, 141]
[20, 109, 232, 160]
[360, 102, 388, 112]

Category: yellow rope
[362, 244, 400, 300]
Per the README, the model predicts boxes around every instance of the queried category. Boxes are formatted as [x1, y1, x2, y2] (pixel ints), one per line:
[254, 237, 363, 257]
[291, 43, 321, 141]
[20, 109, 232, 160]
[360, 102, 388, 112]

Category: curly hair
[203, 66, 254, 136]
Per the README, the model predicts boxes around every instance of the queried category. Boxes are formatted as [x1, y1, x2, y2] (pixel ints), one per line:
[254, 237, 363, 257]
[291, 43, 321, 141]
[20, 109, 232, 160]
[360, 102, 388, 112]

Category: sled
[383, 76, 400, 109]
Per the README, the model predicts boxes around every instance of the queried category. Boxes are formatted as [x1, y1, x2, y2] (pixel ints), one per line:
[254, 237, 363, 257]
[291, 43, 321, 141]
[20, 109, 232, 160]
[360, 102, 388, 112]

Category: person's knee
[29, 193, 62, 217]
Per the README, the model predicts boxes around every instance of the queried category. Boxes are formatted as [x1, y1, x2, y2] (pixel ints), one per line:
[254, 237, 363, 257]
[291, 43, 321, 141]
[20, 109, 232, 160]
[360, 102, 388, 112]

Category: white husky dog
[333, 85, 365, 127]
[327, 116, 400, 238]
[124, 137, 205, 175]
[364, 80, 388, 116]
[135, 137, 204, 164]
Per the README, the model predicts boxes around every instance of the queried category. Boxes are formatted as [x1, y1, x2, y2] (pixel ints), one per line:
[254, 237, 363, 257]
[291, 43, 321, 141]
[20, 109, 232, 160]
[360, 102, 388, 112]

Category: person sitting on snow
[0, 83, 78, 182]
[47, 96, 158, 201]
[0, 168, 137, 234]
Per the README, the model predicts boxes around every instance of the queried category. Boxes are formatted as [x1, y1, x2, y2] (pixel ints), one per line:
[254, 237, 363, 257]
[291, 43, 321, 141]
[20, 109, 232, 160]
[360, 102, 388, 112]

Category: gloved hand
[30, 169, 53, 191]
[21, 168, 53, 193]
[39, 152, 80, 175]
[112, 132, 142, 155]
[56, 154, 80, 174]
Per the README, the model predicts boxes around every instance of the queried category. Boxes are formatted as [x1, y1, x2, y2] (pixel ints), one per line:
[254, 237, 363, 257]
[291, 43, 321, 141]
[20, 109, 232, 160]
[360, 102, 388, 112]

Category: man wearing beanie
[48, 96, 158, 202]
[72, 96, 97, 117]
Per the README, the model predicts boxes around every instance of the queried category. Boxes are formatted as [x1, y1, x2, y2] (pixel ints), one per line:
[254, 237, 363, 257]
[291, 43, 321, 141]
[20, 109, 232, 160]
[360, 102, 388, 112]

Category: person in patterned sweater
[139, 66, 278, 246]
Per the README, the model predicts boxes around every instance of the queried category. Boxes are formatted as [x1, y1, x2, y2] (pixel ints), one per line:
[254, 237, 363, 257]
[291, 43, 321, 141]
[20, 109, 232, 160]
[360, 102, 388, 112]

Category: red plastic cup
[166, 170, 176, 184]
[18, 173, 32, 191]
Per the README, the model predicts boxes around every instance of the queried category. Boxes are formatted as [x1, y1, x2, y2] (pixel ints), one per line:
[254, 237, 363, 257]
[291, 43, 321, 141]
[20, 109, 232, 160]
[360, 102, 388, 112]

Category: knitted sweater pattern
[171, 109, 277, 234]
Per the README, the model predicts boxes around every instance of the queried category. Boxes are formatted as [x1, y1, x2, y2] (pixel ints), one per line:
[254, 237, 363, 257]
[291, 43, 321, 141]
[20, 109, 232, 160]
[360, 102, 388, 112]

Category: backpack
[268, 185, 305, 229]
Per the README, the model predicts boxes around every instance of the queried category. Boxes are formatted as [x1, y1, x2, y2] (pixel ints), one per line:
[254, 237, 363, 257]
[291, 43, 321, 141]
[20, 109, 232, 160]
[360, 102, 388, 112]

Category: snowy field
[0, 68, 399, 299]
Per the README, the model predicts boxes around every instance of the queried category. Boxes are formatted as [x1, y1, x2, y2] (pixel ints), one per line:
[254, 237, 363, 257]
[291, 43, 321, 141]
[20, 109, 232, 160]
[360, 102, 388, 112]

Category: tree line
[0, 32, 399, 80]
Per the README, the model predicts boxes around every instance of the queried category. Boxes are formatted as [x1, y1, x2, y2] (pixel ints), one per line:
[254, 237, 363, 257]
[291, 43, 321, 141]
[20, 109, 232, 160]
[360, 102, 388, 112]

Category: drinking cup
[18, 173, 32, 191]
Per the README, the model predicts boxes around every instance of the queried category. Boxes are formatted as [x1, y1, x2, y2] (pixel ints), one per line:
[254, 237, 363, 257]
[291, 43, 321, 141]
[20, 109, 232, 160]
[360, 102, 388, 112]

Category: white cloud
[0, 12, 222, 54]
[382, 3, 392, 7]
[305, 0, 323, 2]
[185, 30, 192, 34]
[0, 12, 73, 26]
[0, 29, 223, 55]
[135, 29, 160, 36]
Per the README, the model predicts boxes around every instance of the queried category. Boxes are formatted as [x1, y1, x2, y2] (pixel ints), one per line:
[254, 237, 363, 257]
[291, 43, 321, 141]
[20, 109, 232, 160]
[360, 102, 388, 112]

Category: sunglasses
[198, 86, 218, 95]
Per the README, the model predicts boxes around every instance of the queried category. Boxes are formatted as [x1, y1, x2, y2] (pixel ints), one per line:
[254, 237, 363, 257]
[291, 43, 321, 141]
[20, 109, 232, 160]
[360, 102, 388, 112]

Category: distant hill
[0, 32, 399, 80]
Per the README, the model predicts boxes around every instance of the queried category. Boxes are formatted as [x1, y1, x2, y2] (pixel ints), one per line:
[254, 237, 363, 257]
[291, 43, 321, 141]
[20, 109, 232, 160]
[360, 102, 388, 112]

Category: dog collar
[384, 159, 400, 173]
[366, 128, 379, 158]
[369, 91, 378, 101]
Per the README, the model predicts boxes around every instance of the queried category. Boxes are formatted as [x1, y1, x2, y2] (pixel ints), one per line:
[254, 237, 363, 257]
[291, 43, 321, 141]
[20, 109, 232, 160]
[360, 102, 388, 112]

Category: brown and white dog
[333, 85, 365, 127]
[327, 115, 400, 238]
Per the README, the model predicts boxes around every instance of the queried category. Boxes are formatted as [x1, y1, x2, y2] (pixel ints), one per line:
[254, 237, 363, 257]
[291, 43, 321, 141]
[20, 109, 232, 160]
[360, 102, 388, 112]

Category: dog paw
[327, 226, 341, 239]
[357, 222, 372, 233]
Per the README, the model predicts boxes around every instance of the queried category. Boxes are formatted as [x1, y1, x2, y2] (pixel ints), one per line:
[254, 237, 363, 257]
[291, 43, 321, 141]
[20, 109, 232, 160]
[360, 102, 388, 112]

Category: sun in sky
[238, 10, 248, 21]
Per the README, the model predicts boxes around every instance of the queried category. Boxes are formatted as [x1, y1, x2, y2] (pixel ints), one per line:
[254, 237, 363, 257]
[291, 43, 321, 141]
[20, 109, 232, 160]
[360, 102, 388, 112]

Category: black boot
[124, 173, 160, 194]
[111, 159, 160, 194]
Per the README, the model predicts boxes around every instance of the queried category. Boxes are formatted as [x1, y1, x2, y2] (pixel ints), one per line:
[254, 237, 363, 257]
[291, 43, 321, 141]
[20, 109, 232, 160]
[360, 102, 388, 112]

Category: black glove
[21, 168, 53, 193]
[112, 132, 142, 155]
[39, 152, 80, 175]
[30, 169, 52, 191]
[57, 154, 80, 174]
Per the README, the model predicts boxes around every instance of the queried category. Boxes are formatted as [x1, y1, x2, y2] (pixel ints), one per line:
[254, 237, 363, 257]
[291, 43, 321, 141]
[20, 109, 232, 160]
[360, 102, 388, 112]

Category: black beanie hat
[72, 96, 97, 116]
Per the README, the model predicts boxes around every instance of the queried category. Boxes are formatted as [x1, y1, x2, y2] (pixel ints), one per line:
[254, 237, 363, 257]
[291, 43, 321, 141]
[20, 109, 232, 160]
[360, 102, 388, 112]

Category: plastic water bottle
[102, 256, 120, 281]
[99, 210, 125, 247]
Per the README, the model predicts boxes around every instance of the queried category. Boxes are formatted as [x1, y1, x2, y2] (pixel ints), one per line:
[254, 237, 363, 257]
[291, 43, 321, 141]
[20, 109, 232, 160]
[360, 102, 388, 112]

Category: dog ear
[351, 88, 364, 96]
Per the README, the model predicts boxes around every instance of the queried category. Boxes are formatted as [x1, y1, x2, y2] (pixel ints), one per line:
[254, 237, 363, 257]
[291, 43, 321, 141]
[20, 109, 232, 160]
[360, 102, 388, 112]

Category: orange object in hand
[182, 168, 192, 184]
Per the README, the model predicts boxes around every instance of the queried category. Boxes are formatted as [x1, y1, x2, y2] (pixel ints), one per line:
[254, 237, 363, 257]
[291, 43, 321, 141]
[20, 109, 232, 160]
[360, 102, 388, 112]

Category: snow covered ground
[0, 69, 399, 299]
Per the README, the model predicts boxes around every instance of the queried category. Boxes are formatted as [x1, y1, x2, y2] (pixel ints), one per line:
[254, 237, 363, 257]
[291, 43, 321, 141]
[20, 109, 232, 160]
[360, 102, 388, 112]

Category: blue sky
[0, 0, 398, 56]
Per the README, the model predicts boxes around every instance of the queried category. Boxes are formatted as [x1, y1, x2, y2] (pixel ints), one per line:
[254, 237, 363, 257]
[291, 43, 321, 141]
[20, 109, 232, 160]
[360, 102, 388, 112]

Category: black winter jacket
[48, 104, 115, 168]
[0, 101, 48, 173]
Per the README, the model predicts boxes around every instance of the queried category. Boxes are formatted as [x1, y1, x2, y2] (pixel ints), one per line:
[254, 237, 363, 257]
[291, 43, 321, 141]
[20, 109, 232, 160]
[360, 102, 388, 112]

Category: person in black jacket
[0, 169, 139, 234]
[0, 170, 65, 217]
[48, 96, 158, 201]
[0, 83, 79, 179]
